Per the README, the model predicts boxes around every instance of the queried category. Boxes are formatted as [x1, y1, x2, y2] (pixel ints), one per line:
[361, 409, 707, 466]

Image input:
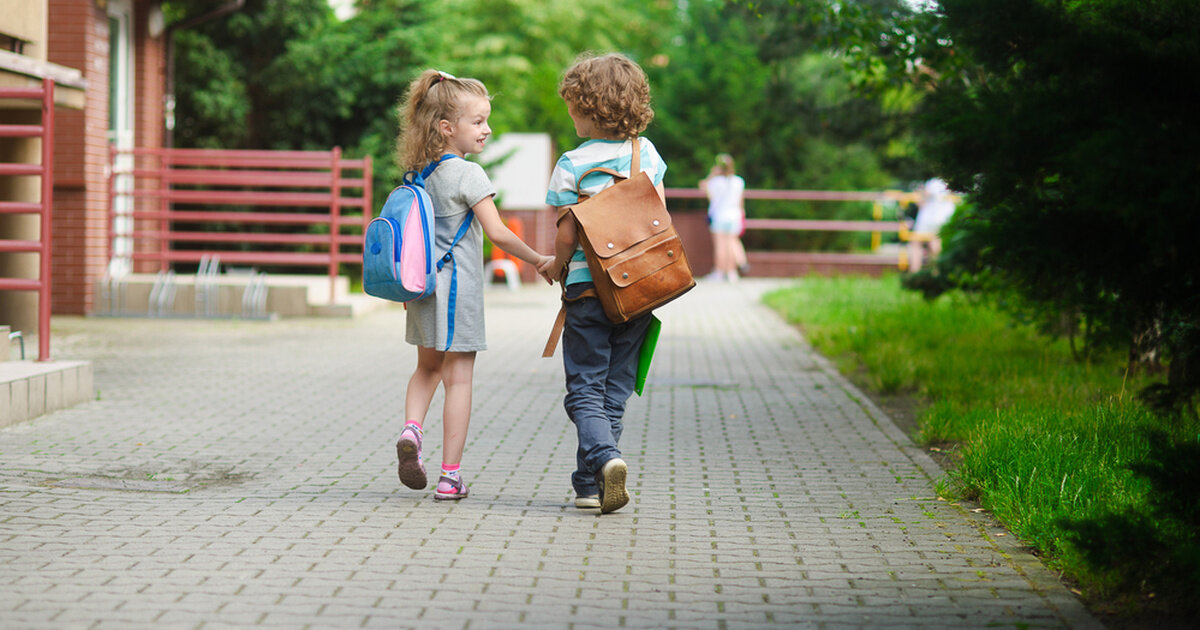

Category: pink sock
[441, 463, 460, 478]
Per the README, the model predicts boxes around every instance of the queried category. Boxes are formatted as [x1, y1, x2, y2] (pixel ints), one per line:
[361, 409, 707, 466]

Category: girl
[394, 69, 554, 500]
[700, 153, 747, 281]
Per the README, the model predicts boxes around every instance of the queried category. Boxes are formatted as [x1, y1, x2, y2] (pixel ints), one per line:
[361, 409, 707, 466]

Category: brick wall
[47, 0, 165, 315]
[134, 1, 164, 154]
[131, 0, 164, 276]
[47, 0, 104, 315]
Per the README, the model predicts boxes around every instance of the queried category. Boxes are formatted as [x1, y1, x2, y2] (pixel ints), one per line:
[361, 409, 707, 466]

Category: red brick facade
[47, 0, 164, 315]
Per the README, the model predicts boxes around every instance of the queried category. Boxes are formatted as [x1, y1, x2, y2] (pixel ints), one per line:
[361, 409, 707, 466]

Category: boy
[546, 53, 668, 514]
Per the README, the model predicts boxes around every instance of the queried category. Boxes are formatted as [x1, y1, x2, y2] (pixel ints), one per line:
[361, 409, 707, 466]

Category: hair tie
[434, 70, 456, 83]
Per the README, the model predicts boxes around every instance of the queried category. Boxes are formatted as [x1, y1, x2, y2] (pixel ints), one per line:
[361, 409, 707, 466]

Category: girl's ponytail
[397, 70, 490, 170]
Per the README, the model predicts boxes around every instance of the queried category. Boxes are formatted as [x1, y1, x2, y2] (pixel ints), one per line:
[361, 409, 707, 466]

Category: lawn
[764, 275, 1199, 617]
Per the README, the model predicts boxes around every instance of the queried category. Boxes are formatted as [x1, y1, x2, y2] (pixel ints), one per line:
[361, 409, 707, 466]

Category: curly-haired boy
[546, 53, 668, 514]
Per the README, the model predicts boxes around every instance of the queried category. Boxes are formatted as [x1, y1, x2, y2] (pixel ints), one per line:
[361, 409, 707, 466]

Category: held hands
[535, 254, 557, 285]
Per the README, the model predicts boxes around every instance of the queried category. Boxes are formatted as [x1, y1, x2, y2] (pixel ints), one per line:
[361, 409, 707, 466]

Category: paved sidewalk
[0, 280, 1101, 629]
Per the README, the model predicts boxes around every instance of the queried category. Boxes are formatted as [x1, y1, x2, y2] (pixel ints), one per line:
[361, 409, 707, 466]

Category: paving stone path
[0, 280, 1102, 629]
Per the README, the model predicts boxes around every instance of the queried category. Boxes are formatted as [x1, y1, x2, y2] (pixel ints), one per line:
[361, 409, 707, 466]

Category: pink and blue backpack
[363, 154, 474, 345]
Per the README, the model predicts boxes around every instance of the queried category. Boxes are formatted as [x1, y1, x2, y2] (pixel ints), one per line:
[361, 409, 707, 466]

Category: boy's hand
[536, 254, 556, 284]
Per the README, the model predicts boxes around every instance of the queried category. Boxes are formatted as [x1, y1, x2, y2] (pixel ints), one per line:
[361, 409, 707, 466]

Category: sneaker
[434, 474, 469, 500]
[594, 458, 629, 514]
[395, 424, 427, 490]
[574, 493, 601, 509]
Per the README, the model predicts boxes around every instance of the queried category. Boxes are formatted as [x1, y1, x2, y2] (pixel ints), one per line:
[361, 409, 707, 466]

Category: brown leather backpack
[543, 137, 695, 356]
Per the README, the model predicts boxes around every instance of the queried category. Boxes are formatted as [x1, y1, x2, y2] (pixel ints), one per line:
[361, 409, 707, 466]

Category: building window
[1, 34, 26, 55]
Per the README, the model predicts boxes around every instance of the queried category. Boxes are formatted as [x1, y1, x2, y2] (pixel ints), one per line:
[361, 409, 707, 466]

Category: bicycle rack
[148, 270, 177, 316]
[195, 255, 221, 317]
[242, 271, 269, 319]
[8, 330, 25, 360]
[98, 271, 128, 316]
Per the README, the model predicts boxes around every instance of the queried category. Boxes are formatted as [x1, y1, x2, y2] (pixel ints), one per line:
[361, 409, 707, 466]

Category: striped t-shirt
[545, 137, 668, 286]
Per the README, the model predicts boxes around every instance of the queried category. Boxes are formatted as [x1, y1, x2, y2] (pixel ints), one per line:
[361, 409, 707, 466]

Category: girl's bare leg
[724, 232, 744, 267]
[712, 233, 729, 276]
[405, 346, 444, 423]
[717, 233, 738, 275]
[439, 351, 477, 466]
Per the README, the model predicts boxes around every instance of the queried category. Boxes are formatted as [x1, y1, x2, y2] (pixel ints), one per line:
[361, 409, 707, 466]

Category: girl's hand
[535, 255, 556, 284]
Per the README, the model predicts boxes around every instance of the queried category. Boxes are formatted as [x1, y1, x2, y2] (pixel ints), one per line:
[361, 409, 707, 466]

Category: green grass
[765, 275, 1199, 608]
[764, 275, 1145, 442]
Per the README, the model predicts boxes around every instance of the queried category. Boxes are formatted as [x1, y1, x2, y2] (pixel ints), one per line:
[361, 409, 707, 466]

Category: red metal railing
[0, 78, 55, 361]
[108, 147, 372, 299]
[665, 187, 920, 271]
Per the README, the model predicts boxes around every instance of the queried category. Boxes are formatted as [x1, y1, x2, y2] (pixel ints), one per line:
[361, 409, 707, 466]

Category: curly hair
[396, 69, 490, 170]
[558, 53, 653, 140]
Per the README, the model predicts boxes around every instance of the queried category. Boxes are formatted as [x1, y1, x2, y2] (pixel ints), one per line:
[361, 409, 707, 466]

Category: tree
[169, 0, 339, 148]
[409, 0, 674, 153]
[936, 0, 1200, 410]
[165, 0, 929, 255]
[647, 0, 915, 252]
[166, 0, 673, 207]
[852, 0, 1200, 411]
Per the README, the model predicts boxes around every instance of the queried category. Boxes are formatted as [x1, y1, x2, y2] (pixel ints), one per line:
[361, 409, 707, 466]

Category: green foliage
[165, 0, 675, 214]
[166, 0, 925, 254]
[693, 1, 920, 188]
[414, 0, 673, 154]
[765, 275, 1200, 610]
[170, 0, 339, 148]
[763, 275, 1137, 431]
[172, 30, 249, 149]
[1056, 431, 1200, 609]
[167, 0, 431, 206]
[950, 404, 1157, 546]
[646, 1, 914, 253]
[846, 0, 1200, 408]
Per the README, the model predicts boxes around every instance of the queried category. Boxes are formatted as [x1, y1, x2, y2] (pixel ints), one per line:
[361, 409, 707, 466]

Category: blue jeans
[562, 283, 652, 495]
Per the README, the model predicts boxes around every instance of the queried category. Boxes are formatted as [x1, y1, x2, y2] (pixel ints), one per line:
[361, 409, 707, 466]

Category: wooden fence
[107, 147, 372, 300]
[664, 187, 922, 275]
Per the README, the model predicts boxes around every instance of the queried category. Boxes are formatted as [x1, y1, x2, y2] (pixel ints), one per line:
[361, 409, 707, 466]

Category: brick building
[1, 0, 164, 334]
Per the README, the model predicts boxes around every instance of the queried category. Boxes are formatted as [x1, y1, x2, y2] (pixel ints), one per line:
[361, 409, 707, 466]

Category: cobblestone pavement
[0, 280, 1102, 629]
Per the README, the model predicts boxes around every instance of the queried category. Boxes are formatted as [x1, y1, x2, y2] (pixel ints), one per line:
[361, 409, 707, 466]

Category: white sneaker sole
[575, 495, 601, 509]
[599, 459, 629, 514]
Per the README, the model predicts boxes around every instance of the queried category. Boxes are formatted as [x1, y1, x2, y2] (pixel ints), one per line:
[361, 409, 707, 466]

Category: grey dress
[404, 157, 494, 352]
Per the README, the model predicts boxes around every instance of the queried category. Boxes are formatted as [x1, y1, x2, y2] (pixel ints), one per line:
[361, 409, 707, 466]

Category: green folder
[635, 315, 662, 396]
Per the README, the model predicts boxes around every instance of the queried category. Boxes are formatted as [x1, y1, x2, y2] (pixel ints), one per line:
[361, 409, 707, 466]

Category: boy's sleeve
[641, 138, 668, 186]
[545, 155, 579, 207]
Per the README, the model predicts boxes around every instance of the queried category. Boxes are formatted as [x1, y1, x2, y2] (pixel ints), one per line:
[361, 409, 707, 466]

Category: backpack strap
[543, 137, 643, 357]
[571, 137, 641, 198]
[408, 153, 470, 349]
[422, 153, 458, 180]
[403, 153, 459, 187]
[630, 135, 641, 175]
[541, 286, 598, 358]
[575, 167, 624, 196]
[436, 209, 474, 350]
